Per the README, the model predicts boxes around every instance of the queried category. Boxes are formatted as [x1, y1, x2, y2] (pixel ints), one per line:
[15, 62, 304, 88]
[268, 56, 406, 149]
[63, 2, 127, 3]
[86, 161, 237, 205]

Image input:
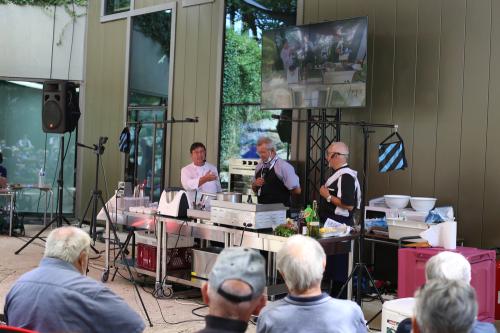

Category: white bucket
[381, 298, 415, 333]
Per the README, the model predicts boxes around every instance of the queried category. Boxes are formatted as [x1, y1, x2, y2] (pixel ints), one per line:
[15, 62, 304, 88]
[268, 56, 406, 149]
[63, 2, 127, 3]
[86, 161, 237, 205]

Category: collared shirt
[4, 257, 145, 333]
[181, 162, 222, 207]
[197, 315, 248, 333]
[253, 157, 300, 191]
[257, 292, 366, 333]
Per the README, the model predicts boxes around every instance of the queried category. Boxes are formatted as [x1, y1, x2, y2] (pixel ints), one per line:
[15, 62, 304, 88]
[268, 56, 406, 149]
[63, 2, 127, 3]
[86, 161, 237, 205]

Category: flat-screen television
[261, 17, 368, 110]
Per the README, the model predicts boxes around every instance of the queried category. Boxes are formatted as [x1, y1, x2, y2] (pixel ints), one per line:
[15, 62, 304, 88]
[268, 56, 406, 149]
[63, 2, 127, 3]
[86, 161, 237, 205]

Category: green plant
[0, 0, 86, 6]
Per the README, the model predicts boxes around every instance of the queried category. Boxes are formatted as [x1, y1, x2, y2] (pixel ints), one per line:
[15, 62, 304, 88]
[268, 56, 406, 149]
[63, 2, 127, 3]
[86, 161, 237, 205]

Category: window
[104, 0, 130, 16]
[219, 0, 297, 186]
[126, 8, 173, 202]
[0, 80, 76, 215]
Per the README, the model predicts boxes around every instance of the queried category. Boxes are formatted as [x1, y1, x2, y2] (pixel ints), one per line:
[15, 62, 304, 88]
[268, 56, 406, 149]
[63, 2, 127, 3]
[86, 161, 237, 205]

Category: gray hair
[414, 279, 477, 333]
[256, 137, 276, 151]
[277, 235, 326, 292]
[426, 251, 471, 284]
[44, 226, 91, 263]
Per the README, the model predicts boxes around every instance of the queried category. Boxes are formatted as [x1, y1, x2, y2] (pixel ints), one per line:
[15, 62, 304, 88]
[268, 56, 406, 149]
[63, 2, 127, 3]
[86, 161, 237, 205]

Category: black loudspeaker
[42, 80, 81, 133]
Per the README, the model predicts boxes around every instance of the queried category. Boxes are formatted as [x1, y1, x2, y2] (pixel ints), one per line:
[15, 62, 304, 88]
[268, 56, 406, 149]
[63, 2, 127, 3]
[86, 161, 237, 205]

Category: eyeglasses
[327, 151, 347, 158]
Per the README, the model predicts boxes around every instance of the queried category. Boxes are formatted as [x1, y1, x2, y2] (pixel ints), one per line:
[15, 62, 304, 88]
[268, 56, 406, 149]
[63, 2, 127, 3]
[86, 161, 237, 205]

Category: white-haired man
[197, 247, 267, 333]
[413, 279, 477, 333]
[257, 235, 366, 333]
[4, 226, 145, 333]
[252, 136, 301, 207]
[397, 251, 496, 333]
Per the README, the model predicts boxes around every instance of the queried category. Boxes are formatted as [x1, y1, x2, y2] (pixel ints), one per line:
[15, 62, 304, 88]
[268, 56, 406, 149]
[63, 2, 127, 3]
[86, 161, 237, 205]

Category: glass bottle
[308, 200, 320, 238]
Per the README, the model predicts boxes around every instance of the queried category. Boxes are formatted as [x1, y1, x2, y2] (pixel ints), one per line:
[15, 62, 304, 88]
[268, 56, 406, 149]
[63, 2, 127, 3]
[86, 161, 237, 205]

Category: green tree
[220, 28, 263, 168]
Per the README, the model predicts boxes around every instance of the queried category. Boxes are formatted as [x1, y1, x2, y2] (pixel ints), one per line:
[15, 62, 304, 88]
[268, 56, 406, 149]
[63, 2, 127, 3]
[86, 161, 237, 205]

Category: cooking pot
[201, 191, 243, 203]
[217, 192, 243, 203]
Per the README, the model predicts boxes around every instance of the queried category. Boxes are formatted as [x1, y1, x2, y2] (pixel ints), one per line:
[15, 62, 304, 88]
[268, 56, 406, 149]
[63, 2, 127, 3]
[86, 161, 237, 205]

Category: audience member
[198, 247, 267, 333]
[257, 235, 366, 333]
[4, 226, 145, 333]
[397, 251, 496, 333]
[413, 279, 477, 333]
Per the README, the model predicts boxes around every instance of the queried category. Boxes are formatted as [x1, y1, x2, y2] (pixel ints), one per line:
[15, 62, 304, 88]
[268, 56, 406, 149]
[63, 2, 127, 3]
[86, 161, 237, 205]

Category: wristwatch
[326, 195, 332, 203]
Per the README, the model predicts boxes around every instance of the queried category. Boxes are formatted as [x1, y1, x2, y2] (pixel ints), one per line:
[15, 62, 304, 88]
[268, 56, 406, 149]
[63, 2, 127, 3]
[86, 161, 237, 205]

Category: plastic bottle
[38, 168, 45, 188]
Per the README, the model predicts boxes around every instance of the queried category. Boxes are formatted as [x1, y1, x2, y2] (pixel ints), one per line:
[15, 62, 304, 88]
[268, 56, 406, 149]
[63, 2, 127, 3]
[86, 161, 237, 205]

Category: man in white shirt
[181, 142, 221, 209]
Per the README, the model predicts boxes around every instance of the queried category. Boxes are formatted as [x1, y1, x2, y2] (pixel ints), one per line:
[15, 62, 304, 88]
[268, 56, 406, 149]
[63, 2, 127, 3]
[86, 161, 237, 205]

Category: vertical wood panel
[411, 0, 441, 196]
[170, 4, 188, 187]
[180, 6, 200, 171]
[303, 0, 319, 24]
[366, 0, 396, 200]
[387, 0, 418, 195]
[459, 0, 491, 246]
[318, 0, 336, 22]
[482, 0, 500, 248]
[434, 0, 466, 209]
[205, 0, 220, 162]
[194, 3, 212, 145]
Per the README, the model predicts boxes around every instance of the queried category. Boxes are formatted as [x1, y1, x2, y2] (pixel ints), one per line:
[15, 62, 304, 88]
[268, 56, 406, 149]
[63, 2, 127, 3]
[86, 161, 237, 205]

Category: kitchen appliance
[191, 247, 223, 279]
[228, 159, 259, 203]
[210, 200, 286, 229]
[158, 189, 190, 217]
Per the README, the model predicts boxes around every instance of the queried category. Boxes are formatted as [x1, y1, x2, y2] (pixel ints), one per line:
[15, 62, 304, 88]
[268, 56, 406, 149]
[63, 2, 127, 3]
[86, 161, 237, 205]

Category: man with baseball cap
[198, 247, 268, 333]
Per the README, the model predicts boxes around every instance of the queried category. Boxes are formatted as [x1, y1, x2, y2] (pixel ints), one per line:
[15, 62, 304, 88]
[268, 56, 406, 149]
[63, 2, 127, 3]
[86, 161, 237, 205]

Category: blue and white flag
[378, 132, 408, 173]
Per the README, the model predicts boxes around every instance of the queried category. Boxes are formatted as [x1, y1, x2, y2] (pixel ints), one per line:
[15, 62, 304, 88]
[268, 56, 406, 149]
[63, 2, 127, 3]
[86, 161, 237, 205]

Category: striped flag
[378, 132, 408, 173]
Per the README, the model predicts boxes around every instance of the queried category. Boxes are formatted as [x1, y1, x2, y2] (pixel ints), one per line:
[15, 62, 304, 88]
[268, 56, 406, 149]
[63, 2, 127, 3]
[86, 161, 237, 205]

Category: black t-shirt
[319, 166, 357, 225]
[197, 315, 248, 333]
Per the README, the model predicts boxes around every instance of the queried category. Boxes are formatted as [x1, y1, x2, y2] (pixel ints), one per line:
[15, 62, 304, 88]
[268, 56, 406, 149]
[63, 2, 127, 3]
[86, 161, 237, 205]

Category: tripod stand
[336, 126, 385, 308]
[16, 136, 71, 255]
[78, 137, 152, 327]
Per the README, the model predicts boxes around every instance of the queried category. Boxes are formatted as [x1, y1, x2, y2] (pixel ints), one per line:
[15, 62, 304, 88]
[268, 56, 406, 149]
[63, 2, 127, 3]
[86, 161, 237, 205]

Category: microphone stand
[273, 115, 397, 308]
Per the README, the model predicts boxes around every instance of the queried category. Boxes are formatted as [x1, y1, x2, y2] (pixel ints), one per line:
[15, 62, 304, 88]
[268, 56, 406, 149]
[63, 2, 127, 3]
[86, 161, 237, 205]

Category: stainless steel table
[157, 217, 355, 299]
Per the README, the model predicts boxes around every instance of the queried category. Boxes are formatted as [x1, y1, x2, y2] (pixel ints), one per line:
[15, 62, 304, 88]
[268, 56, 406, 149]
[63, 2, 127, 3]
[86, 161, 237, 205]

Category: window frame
[123, 2, 177, 190]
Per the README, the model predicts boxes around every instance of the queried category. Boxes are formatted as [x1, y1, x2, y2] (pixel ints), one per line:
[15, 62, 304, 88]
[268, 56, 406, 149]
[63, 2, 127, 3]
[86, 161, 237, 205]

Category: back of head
[256, 137, 276, 151]
[425, 251, 471, 284]
[206, 247, 266, 320]
[414, 279, 476, 333]
[44, 226, 91, 264]
[277, 235, 326, 293]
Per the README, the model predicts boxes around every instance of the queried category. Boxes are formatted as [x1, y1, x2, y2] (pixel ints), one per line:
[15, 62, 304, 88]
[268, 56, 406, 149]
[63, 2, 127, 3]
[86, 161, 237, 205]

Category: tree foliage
[220, 28, 263, 166]
[226, 0, 296, 39]
[0, 0, 86, 6]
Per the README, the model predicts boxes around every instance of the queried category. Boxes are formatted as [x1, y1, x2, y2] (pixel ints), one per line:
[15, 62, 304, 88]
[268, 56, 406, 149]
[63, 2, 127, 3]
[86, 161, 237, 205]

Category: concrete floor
[0, 224, 387, 332]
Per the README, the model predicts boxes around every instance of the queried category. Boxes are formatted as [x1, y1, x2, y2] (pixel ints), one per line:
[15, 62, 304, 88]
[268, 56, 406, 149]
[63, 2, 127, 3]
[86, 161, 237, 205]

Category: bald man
[319, 142, 361, 298]
[319, 142, 360, 226]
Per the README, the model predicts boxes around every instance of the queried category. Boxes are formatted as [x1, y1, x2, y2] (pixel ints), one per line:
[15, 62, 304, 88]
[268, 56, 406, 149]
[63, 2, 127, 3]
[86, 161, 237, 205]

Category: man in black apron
[318, 142, 361, 298]
[251, 137, 301, 207]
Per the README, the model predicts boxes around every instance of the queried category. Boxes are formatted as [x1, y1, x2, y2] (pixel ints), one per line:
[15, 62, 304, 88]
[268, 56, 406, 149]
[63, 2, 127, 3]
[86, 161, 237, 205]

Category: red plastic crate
[398, 247, 496, 322]
[137, 243, 157, 272]
[496, 260, 500, 320]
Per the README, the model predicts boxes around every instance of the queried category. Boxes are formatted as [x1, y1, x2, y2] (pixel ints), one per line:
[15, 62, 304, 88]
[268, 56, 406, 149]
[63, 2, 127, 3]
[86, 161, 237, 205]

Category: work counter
[102, 211, 356, 299]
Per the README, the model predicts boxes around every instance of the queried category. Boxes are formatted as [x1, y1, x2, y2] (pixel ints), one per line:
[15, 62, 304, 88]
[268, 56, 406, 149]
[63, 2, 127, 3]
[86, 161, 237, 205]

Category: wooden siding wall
[80, 0, 223, 215]
[300, 0, 500, 247]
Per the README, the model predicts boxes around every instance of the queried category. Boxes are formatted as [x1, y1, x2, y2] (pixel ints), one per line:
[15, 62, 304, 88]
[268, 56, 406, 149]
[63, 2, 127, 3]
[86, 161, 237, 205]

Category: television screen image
[261, 17, 368, 109]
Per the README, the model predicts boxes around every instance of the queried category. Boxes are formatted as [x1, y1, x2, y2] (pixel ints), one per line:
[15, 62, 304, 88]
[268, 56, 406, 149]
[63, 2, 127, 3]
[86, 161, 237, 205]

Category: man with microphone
[181, 142, 221, 209]
[251, 137, 301, 207]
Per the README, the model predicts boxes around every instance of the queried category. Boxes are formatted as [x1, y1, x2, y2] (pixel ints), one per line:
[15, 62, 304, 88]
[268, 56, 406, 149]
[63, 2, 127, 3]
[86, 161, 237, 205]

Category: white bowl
[410, 197, 437, 212]
[384, 195, 410, 209]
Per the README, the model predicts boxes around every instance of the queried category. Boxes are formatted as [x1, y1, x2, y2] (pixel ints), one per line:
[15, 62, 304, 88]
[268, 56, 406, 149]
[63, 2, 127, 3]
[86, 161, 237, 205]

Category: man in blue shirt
[4, 226, 145, 333]
[257, 235, 367, 333]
